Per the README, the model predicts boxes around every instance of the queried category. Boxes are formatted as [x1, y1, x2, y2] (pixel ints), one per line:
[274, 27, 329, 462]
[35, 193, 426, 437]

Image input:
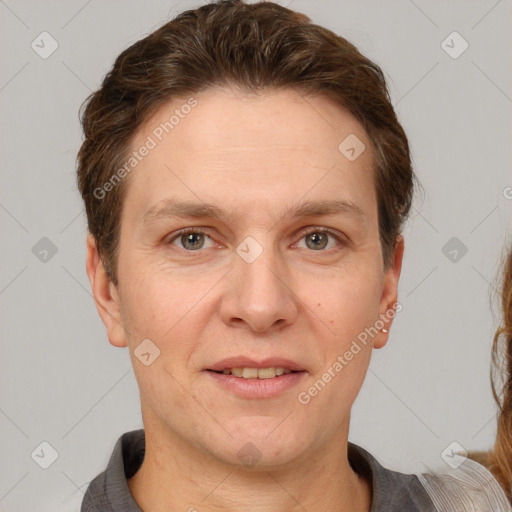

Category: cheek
[313, 267, 382, 339]
[123, 270, 205, 412]
[119, 263, 205, 343]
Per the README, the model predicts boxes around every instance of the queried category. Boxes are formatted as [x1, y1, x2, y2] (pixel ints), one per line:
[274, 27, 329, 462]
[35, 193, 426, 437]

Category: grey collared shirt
[81, 429, 437, 511]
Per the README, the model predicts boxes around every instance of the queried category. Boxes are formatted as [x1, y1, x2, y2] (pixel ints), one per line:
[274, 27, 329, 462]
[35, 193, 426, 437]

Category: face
[87, 86, 403, 469]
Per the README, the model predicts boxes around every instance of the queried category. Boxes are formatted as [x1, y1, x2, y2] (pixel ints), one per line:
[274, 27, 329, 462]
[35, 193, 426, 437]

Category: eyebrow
[140, 197, 367, 226]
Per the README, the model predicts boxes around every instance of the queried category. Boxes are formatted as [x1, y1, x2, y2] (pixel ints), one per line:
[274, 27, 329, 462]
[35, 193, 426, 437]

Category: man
[77, 1, 507, 510]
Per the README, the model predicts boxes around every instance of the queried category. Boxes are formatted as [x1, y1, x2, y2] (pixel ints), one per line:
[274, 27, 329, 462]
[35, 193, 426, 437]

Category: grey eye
[304, 232, 329, 250]
[180, 232, 205, 250]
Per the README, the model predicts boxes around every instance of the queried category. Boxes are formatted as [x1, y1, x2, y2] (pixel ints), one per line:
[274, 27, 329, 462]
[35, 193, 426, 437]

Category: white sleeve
[417, 458, 512, 512]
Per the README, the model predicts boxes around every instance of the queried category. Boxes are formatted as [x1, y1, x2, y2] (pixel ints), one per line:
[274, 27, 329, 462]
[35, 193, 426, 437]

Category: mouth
[207, 367, 302, 379]
[205, 368, 306, 399]
[204, 357, 307, 398]
[206, 357, 306, 377]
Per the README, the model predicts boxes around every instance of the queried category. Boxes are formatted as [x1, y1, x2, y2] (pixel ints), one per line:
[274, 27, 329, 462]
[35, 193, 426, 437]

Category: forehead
[123, 86, 376, 225]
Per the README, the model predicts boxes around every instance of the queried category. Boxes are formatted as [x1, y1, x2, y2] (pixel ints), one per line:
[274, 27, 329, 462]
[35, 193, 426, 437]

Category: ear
[85, 233, 127, 348]
[374, 235, 404, 349]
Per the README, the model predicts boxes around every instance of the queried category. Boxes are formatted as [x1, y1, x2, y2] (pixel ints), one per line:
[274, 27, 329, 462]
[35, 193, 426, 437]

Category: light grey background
[1, 0, 511, 510]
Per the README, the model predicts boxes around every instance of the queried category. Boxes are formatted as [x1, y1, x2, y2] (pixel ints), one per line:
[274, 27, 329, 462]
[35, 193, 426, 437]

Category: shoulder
[81, 429, 145, 512]
[417, 456, 512, 512]
[348, 443, 437, 511]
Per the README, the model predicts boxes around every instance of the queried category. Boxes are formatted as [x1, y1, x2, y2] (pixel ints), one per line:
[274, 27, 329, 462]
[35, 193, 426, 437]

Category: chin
[209, 426, 307, 468]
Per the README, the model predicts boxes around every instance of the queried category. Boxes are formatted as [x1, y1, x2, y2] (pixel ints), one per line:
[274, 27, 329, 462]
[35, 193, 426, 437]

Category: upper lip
[206, 357, 306, 372]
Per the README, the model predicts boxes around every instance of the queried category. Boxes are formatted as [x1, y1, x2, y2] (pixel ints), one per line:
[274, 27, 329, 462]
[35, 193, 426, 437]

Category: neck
[128, 418, 371, 512]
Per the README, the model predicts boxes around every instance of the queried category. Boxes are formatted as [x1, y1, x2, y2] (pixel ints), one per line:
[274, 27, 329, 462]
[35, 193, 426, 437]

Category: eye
[165, 226, 346, 253]
[167, 228, 216, 251]
[296, 227, 345, 251]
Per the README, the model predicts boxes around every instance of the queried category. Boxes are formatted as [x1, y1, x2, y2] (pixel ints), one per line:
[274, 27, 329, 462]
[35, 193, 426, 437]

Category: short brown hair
[76, 0, 414, 287]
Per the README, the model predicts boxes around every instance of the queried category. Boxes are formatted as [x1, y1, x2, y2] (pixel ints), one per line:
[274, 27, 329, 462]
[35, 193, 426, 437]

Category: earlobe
[85, 234, 128, 348]
[374, 236, 405, 349]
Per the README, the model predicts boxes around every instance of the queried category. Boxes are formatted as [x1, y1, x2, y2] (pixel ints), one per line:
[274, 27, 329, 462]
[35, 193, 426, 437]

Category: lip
[206, 356, 305, 372]
[205, 370, 307, 399]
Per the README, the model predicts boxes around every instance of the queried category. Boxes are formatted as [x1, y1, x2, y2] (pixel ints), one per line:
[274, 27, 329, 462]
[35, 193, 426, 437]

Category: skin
[86, 86, 404, 512]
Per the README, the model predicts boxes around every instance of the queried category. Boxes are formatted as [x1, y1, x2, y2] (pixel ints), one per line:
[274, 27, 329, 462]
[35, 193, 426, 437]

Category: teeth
[256, 368, 276, 379]
[222, 367, 293, 378]
[242, 367, 259, 378]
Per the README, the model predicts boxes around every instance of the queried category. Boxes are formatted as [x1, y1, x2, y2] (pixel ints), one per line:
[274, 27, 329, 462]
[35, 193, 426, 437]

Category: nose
[219, 239, 299, 333]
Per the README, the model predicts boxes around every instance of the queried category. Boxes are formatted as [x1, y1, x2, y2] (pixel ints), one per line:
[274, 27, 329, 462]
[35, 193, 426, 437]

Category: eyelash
[165, 226, 347, 254]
